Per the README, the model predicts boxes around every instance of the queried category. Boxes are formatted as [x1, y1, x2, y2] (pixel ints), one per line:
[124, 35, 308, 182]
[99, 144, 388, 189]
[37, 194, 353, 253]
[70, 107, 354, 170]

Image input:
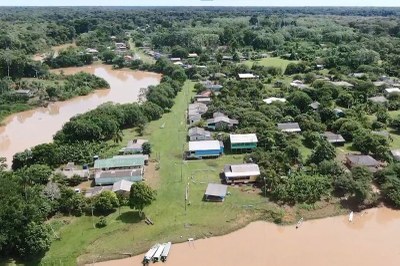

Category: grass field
[243, 57, 297, 72]
[129, 39, 155, 64]
[39, 81, 280, 265]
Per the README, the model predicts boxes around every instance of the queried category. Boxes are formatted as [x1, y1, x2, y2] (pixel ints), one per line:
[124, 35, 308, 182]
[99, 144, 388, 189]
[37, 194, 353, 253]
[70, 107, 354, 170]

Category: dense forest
[2, 6, 400, 262]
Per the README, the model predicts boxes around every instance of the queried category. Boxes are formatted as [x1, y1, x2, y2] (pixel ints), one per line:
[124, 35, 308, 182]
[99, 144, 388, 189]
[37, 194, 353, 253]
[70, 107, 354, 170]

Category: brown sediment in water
[93, 207, 400, 266]
[0, 65, 161, 165]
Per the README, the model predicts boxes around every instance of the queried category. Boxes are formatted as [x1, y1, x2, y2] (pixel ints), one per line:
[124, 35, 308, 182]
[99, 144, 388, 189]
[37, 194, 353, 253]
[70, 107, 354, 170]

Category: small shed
[277, 122, 301, 133]
[204, 183, 228, 202]
[112, 179, 134, 194]
[323, 132, 345, 145]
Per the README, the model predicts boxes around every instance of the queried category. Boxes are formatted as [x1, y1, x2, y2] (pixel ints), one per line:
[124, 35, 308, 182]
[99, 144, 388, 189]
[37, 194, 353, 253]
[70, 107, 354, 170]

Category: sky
[2, 0, 400, 7]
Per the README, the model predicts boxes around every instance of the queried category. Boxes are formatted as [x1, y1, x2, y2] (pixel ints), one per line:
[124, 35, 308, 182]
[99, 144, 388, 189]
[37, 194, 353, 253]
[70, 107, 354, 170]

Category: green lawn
[243, 57, 297, 72]
[129, 39, 155, 64]
[41, 80, 279, 265]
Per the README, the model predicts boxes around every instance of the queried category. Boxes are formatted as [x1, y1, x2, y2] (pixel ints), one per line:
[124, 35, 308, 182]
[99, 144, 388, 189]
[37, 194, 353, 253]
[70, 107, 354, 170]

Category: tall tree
[129, 182, 156, 216]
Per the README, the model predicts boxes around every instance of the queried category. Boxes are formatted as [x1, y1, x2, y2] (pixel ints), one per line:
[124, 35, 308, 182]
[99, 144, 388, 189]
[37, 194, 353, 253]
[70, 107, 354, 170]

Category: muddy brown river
[94, 207, 400, 266]
[0, 65, 161, 165]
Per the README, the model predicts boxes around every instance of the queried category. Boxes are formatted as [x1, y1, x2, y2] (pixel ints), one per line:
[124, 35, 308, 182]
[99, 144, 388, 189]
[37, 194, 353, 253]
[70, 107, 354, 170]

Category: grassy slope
[41, 81, 277, 265]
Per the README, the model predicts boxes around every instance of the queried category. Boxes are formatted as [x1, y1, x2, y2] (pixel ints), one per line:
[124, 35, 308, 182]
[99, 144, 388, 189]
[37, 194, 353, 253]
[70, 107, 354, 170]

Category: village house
[323, 132, 345, 145]
[195, 97, 212, 105]
[170, 57, 181, 62]
[263, 97, 286, 104]
[115, 42, 127, 50]
[85, 48, 99, 54]
[345, 154, 380, 172]
[222, 55, 233, 60]
[204, 183, 228, 202]
[229, 134, 258, 152]
[94, 155, 145, 171]
[95, 169, 143, 186]
[223, 163, 260, 184]
[206, 112, 239, 130]
[238, 73, 257, 79]
[309, 101, 320, 110]
[330, 81, 354, 88]
[188, 53, 198, 58]
[12, 89, 34, 98]
[277, 122, 302, 133]
[187, 127, 212, 141]
[290, 80, 308, 89]
[368, 96, 388, 104]
[384, 87, 400, 96]
[187, 140, 224, 159]
[188, 102, 208, 125]
[349, 73, 366, 78]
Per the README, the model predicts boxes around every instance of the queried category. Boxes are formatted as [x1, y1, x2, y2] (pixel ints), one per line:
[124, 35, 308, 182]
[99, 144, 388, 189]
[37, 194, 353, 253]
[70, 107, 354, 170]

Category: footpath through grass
[40, 80, 276, 265]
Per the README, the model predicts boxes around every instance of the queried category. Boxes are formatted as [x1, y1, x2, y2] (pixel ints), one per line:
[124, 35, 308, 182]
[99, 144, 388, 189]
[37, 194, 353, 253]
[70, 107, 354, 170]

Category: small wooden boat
[152, 243, 165, 262]
[161, 242, 172, 262]
[143, 244, 159, 263]
[296, 217, 304, 229]
[349, 211, 354, 222]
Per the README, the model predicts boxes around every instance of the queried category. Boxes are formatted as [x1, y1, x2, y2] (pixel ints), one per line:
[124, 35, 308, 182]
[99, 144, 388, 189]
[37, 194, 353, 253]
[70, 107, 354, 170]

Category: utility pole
[263, 176, 267, 201]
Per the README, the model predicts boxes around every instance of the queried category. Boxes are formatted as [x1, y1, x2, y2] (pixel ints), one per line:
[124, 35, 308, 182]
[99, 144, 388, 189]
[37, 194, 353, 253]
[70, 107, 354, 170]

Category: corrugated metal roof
[94, 156, 145, 169]
[224, 164, 260, 178]
[112, 179, 134, 192]
[230, 134, 258, 144]
[188, 140, 221, 151]
[205, 183, 228, 197]
[323, 132, 345, 143]
[238, 73, 256, 79]
[347, 155, 379, 166]
[277, 122, 301, 132]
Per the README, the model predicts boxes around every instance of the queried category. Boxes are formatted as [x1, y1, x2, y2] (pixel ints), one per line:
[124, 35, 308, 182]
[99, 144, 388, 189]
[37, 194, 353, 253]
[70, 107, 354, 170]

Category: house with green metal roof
[94, 155, 145, 170]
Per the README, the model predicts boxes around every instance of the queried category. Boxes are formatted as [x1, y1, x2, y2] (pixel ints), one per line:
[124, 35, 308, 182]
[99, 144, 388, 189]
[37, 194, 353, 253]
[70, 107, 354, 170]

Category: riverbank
[0, 64, 161, 166]
[94, 207, 400, 266]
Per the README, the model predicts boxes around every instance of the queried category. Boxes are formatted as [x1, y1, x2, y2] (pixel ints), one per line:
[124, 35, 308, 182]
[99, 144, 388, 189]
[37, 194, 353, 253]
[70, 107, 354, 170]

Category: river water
[0, 65, 161, 165]
[94, 207, 400, 266]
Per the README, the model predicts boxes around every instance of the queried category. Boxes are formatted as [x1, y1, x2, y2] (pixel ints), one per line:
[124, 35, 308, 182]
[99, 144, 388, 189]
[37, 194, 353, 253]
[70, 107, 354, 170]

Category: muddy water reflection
[0, 65, 161, 165]
[94, 208, 400, 266]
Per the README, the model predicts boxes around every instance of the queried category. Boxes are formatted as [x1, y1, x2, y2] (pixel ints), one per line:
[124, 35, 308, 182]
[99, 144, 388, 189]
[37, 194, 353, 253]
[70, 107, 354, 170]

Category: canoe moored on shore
[152, 243, 166, 262]
[161, 242, 172, 262]
[143, 244, 160, 263]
